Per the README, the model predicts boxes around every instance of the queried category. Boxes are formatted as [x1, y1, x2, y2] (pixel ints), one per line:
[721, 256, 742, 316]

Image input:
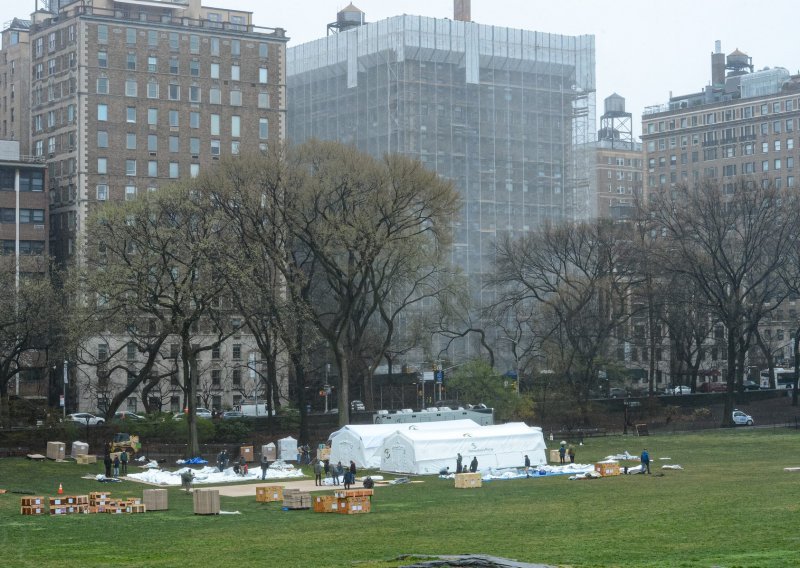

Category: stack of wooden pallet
[282, 488, 311, 510]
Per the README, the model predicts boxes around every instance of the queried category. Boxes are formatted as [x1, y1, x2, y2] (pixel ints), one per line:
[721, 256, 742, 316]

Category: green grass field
[1, 429, 799, 567]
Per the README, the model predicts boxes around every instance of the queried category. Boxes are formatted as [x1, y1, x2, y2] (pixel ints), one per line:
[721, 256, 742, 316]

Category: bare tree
[649, 179, 799, 425]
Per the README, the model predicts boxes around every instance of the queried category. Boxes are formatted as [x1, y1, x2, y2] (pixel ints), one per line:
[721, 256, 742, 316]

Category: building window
[148, 161, 158, 177]
[231, 115, 240, 138]
[258, 92, 270, 109]
[212, 369, 221, 386]
[210, 37, 220, 56]
[169, 136, 179, 153]
[126, 133, 137, 150]
[230, 90, 242, 106]
[148, 134, 158, 152]
[125, 185, 136, 201]
[148, 30, 158, 47]
[211, 140, 220, 155]
[189, 86, 201, 103]
[209, 87, 221, 104]
[190, 112, 200, 129]
[189, 34, 199, 53]
[169, 32, 179, 51]
[259, 68, 268, 84]
[259, 43, 269, 58]
[169, 110, 179, 127]
[169, 162, 179, 178]
[148, 108, 158, 125]
[210, 63, 219, 79]
[97, 25, 108, 43]
[97, 131, 108, 148]
[126, 28, 136, 45]
[190, 60, 200, 77]
[232, 368, 241, 387]
[169, 84, 180, 100]
[147, 80, 159, 99]
[232, 344, 242, 360]
[231, 64, 240, 81]
[126, 159, 136, 176]
[96, 184, 108, 201]
[231, 141, 240, 155]
[125, 79, 138, 97]
[127, 107, 137, 123]
[210, 114, 220, 135]
[190, 164, 199, 178]
[259, 118, 268, 139]
[97, 104, 108, 121]
[97, 158, 107, 174]
[98, 51, 108, 68]
[190, 138, 200, 154]
[169, 57, 179, 75]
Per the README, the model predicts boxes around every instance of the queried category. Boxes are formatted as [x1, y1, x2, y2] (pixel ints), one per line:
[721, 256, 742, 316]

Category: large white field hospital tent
[328, 419, 481, 469]
[380, 422, 547, 475]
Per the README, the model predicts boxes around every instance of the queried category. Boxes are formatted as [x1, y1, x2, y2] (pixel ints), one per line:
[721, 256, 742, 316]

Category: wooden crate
[312, 495, 337, 513]
[594, 461, 621, 477]
[336, 496, 371, 514]
[454, 472, 482, 489]
[255, 485, 283, 503]
[240, 445, 254, 462]
[143, 489, 168, 511]
[76, 454, 97, 465]
[549, 449, 562, 463]
[193, 489, 220, 515]
[20, 496, 45, 507]
[126, 503, 147, 514]
[46, 441, 66, 460]
[282, 489, 311, 510]
[333, 488, 373, 499]
[21, 505, 47, 515]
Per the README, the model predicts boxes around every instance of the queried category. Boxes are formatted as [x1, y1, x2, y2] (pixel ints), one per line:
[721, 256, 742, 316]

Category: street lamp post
[62, 359, 68, 418]
[501, 337, 520, 395]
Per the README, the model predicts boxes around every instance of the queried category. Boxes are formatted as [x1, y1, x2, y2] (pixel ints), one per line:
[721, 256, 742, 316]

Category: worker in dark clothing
[456, 453, 463, 473]
[103, 453, 112, 478]
[469, 456, 478, 473]
[524, 454, 531, 477]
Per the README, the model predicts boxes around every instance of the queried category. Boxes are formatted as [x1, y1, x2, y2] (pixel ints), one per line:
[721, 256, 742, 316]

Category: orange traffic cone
[57, 483, 63, 495]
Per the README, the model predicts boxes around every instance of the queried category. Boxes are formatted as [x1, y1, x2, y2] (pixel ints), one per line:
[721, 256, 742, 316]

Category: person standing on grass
[323, 459, 330, 480]
[260, 453, 270, 480]
[559, 441, 567, 465]
[349, 460, 357, 480]
[103, 453, 112, 478]
[314, 460, 323, 486]
[456, 453, 463, 473]
[524, 454, 531, 477]
[641, 448, 651, 474]
[334, 461, 343, 485]
[112, 454, 120, 478]
[469, 456, 478, 473]
[568, 445, 576, 464]
[120, 450, 128, 476]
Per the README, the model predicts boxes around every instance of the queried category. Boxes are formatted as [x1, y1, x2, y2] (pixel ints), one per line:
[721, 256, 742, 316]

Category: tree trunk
[722, 319, 737, 428]
[793, 328, 799, 407]
[289, 351, 309, 445]
[337, 348, 350, 427]
[182, 337, 199, 457]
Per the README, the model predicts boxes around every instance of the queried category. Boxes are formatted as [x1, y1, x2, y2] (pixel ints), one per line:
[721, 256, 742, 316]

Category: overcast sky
[5, 1, 800, 137]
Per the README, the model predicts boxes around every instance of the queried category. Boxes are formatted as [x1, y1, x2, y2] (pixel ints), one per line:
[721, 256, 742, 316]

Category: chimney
[711, 40, 725, 87]
[454, 0, 471, 22]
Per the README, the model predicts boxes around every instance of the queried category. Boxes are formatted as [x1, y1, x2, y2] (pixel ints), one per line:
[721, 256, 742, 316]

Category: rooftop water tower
[598, 93, 632, 149]
[327, 3, 365, 35]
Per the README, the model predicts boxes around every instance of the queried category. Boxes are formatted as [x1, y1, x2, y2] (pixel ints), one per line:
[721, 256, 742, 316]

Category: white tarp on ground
[126, 460, 304, 486]
[380, 422, 547, 475]
[328, 419, 482, 469]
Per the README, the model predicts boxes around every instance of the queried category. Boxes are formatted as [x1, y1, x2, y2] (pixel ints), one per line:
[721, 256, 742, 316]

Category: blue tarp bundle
[183, 457, 208, 464]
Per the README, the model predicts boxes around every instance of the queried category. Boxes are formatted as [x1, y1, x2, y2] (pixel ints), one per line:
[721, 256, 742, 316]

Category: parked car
[350, 400, 366, 411]
[742, 380, 761, 391]
[172, 407, 213, 420]
[222, 410, 245, 420]
[698, 382, 727, 393]
[67, 412, 105, 426]
[672, 385, 692, 395]
[609, 387, 629, 398]
[113, 411, 145, 421]
[732, 409, 754, 426]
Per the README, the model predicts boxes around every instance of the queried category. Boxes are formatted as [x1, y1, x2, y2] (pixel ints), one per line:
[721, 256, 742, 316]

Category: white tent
[328, 419, 481, 469]
[379, 422, 547, 475]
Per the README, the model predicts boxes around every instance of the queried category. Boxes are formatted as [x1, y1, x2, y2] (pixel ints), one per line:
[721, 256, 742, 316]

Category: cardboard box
[255, 485, 283, 503]
[594, 461, 621, 477]
[454, 472, 482, 488]
[261, 443, 276, 461]
[240, 445, 254, 462]
[21, 506, 46, 515]
[76, 454, 97, 465]
[193, 489, 220, 515]
[143, 489, 168, 511]
[46, 441, 66, 460]
[549, 449, 562, 463]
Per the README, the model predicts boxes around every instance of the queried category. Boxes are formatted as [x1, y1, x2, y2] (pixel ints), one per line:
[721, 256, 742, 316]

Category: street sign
[434, 370, 444, 383]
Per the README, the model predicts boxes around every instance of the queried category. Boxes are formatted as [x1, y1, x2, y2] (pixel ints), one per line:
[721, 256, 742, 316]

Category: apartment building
[0, 0, 290, 414]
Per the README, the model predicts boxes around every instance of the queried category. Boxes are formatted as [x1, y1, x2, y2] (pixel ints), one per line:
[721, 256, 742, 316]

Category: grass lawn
[1, 428, 799, 567]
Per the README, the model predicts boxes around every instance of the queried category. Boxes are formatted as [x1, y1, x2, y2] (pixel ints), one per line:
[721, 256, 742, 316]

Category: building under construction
[287, 2, 595, 356]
